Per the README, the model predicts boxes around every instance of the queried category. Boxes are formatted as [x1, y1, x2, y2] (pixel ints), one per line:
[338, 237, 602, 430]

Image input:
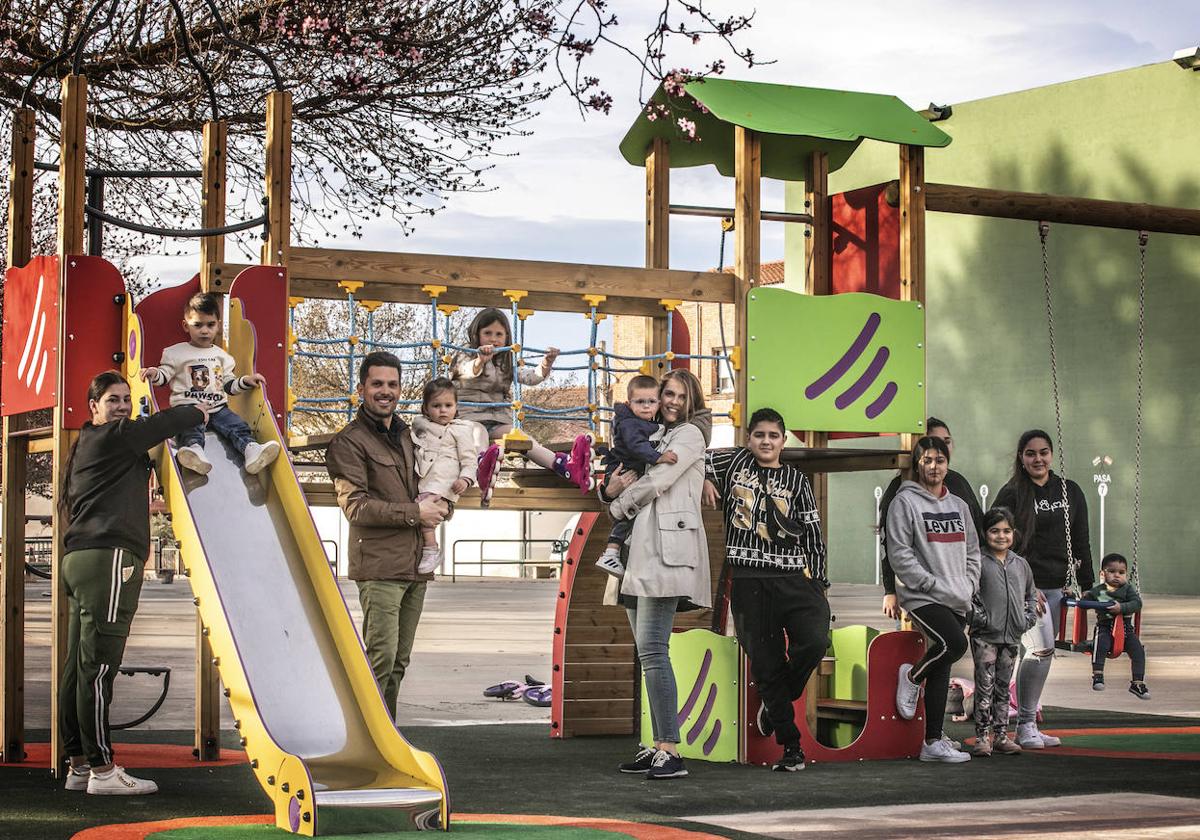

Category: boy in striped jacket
[704, 408, 829, 772]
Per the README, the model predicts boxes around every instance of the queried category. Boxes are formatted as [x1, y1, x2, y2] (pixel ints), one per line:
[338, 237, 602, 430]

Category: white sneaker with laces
[176, 444, 212, 475]
[87, 766, 158, 795]
[244, 440, 281, 475]
[1033, 726, 1061, 747]
[595, 549, 625, 579]
[1017, 721, 1045, 749]
[65, 764, 91, 791]
[920, 737, 970, 763]
[895, 663, 921, 720]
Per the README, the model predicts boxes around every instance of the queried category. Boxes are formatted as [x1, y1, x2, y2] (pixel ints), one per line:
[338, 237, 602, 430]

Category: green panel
[619, 78, 951, 180]
[747, 289, 925, 434]
[785, 60, 1200, 594]
[640, 629, 739, 763]
[830, 625, 879, 701]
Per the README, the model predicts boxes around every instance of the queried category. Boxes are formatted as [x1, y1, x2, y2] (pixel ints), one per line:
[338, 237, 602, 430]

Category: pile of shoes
[483, 674, 551, 707]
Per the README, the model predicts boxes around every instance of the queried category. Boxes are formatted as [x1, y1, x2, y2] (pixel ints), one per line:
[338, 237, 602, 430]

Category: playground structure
[3, 47, 1200, 836]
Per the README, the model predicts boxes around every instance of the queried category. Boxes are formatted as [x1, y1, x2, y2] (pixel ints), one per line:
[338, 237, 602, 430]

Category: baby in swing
[1079, 553, 1149, 699]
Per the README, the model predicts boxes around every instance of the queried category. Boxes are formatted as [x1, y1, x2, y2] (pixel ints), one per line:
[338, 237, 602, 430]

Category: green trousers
[59, 547, 145, 767]
[355, 579, 427, 720]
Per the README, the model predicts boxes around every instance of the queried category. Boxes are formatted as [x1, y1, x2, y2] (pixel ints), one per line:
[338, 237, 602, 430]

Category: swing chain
[1132, 231, 1148, 590]
[1040, 222, 1079, 595]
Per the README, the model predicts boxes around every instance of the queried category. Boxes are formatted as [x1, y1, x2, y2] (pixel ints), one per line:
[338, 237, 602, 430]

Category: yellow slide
[123, 293, 448, 835]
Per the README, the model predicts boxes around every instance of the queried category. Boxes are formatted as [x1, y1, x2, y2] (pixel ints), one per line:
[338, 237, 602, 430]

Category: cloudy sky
[146, 2, 1198, 351]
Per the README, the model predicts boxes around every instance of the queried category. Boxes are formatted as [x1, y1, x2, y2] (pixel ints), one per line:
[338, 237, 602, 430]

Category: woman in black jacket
[59, 371, 205, 795]
[992, 429, 1094, 751]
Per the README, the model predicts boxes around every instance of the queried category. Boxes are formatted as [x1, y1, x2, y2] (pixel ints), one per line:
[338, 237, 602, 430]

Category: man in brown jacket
[325, 351, 445, 720]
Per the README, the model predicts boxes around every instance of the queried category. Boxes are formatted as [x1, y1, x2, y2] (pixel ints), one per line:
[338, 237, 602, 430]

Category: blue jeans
[626, 596, 681, 744]
[177, 405, 254, 454]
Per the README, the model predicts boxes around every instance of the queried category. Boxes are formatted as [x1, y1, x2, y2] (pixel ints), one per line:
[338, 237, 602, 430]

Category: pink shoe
[476, 445, 501, 508]
[567, 434, 595, 493]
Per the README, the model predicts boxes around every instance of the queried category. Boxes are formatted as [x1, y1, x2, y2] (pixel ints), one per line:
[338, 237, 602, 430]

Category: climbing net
[286, 283, 738, 442]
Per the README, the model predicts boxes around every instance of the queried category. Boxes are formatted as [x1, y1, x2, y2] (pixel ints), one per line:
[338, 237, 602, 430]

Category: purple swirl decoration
[805, 312, 882, 400]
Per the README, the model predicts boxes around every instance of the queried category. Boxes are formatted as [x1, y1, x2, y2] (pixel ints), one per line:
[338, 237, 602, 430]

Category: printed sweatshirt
[880, 468, 982, 595]
[1082, 581, 1143, 625]
[149, 341, 255, 409]
[885, 480, 981, 616]
[971, 550, 1039, 645]
[705, 447, 827, 584]
[993, 473, 1094, 591]
[603, 402, 664, 474]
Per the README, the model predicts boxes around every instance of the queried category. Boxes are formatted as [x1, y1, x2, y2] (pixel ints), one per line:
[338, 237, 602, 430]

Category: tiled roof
[712, 260, 785, 286]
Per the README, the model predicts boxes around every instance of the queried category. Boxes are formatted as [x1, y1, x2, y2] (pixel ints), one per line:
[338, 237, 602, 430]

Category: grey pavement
[14, 578, 1198, 738]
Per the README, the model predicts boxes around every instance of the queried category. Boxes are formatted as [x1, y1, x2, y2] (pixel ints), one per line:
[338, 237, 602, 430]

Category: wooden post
[802, 151, 831, 525]
[200, 120, 227, 290]
[262, 92, 292, 269]
[898, 145, 926, 451]
[50, 75, 87, 774]
[801, 150, 832, 735]
[644, 137, 670, 374]
[194, 119, 227, 760]
[733, 127, 761, 446]
[2, 107, 36, 762]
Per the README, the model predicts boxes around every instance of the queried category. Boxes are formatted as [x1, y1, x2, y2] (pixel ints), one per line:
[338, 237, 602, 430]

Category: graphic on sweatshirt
[922, 511, 966, 543]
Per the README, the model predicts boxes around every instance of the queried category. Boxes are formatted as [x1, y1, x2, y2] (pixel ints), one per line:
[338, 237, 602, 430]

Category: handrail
[449, 538, 568, 583]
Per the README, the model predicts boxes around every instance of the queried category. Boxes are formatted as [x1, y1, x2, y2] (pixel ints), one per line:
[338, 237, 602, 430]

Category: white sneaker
[176, 444, 212, 475]
[417, 547, 442, 575]
[1034, 726, 1061, 747]
[65, 764, 90, 791]
[595, 549, 625, 579]
[920, 737, 971, 763]
[87, 765, 158, 795]
[244, 440, 281, 475]
[1017, 721, 1046, 749]
[896, 663, 921, 720]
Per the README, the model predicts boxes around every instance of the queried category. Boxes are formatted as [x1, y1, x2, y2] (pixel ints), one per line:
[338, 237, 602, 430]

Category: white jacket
[610, 422, 711, 607]
[411, 416, 478, 501]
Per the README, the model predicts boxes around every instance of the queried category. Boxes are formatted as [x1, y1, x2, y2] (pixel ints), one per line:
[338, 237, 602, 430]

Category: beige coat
[411, 416, 478, 501]
[452, 356, 547, 426]
[610, 422, 711, 607]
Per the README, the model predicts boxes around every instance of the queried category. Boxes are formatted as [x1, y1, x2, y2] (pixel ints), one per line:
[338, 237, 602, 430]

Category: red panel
[743, 629, 925, 764]
[670, 310, 690, 371]
[133, 275, 201, 410]
[2, 255, 60, 416]
[229, 265, 288, 428]
[831, 183, 901, 297]
[62, 256, 128, 429]
[550, 512, 601, 738]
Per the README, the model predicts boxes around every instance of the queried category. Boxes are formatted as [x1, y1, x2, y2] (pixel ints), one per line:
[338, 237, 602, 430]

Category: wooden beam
[7, 108, 35, 268]
[733, 126, 761, 445]
[199, 120, 227, 292]
[885, 180, 1200, 236]
[57, 76, 87, 257]
[644, 137, 671, 376]
[282, 248, 737, 307]
[262, 91, 292, 267]
[898, 146, 926, 453]
[801, 151, 831, 527]
[1, 416, 28, 762]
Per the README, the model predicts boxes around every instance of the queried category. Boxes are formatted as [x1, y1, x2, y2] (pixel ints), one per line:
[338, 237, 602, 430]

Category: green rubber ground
[1062, 732, 1200, 754]
[151, 825, 621, 839]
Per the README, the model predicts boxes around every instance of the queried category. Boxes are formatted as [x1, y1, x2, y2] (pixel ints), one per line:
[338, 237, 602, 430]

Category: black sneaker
[772, 745, 805, 772]
[1129, 681, 1151, 700]
[1092, 673, 1106, 691]
[756, 700, 774, 738]
[645, 750, 688, 779]
[618, 747, 656, 774]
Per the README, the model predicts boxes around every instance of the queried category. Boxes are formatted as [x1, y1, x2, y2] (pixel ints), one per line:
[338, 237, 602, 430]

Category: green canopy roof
[619, 78, 951, 180]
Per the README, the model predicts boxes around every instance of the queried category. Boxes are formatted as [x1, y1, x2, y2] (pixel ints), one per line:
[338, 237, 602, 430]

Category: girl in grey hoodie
[886, 436, 981, 763]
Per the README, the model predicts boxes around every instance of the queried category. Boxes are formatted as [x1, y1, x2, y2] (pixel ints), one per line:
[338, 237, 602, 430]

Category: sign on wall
[746, 288, 925, 434]
[2, 255, 60, 416]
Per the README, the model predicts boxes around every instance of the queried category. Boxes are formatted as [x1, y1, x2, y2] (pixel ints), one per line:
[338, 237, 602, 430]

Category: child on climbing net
[969, 506, 1039, 757]
[410, 377, 476, 574]
[594, 374, 677, 578]
[140, 292, 280, 476]
[1080, 553, 1149, 699]
[452, 307, 593, 505]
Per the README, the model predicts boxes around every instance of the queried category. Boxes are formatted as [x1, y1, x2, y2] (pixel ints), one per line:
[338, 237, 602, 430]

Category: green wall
[783, 61, 1200, 595]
